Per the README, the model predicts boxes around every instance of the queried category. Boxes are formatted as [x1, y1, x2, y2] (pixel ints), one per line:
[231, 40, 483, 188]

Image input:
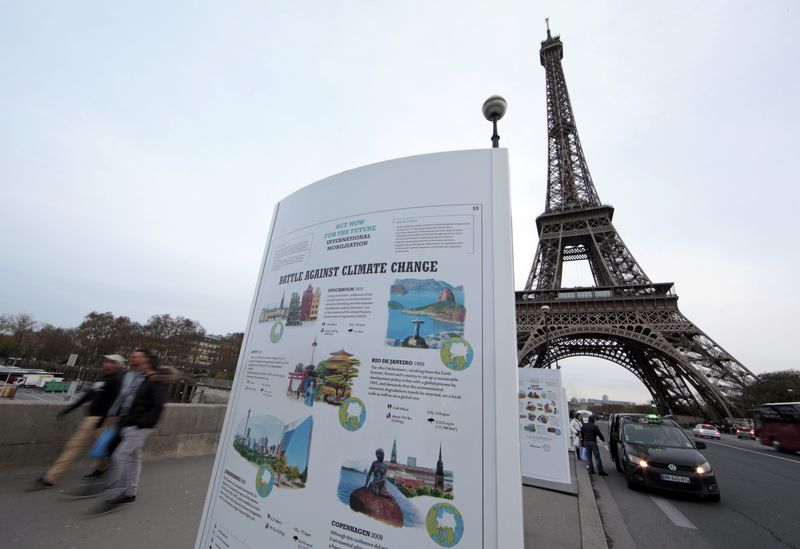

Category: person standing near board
[580, 416, 608, 476]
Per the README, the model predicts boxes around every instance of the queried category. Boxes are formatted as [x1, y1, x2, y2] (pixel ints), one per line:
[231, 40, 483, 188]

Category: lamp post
[482, 95, 507, 148]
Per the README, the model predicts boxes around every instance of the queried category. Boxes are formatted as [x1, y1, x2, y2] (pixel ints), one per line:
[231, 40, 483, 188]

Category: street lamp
[482, 95, 507, 148]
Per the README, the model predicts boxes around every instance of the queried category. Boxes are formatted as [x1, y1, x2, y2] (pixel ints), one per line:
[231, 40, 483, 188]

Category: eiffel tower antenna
[515, 30, 757, 420]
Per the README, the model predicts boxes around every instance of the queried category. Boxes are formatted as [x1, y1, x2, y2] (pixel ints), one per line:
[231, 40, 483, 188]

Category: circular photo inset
[426, 502, 464, 547]
[270, 320, 285, 343]
[439, 337, 474, 371]
[255, 464, 275, 498]
[338, 397, 366, 432]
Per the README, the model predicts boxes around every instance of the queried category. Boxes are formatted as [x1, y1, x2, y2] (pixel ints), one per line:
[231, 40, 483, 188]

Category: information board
[196, 149, 523, 549]
[518, 368, 572, 493]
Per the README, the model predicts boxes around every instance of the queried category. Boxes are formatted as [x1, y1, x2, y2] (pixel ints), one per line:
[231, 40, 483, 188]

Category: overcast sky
[2, 2, 798, 402]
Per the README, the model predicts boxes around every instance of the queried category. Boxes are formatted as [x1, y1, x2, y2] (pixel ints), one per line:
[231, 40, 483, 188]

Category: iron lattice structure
[516, 28, 756, 419]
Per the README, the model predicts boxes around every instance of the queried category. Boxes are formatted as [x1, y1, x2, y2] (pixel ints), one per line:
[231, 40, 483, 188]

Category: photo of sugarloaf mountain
[232, 410, 313, 489]
[258, 285, 321, 327]
[337, 438, 454, 528]
[385, 279, 465, 350]
[287, 339, 360, 407]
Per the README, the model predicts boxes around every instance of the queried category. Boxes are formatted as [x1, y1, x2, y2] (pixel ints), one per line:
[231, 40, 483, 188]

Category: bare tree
[143, 314, 205, 367]
[0, 313, 38, 359]
[75, 312, 117, 365]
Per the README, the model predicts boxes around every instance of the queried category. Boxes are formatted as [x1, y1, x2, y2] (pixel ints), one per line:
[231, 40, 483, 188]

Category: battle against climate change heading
[278, 261, 440, 285]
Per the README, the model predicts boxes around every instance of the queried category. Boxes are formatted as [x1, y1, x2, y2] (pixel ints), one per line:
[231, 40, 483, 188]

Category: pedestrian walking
[580, 416, 608, 476]
[31, 355, 125, 489]
[569, 412, 583, 453]
[90, 349, 175, 515]
[64, 351, 146, 498]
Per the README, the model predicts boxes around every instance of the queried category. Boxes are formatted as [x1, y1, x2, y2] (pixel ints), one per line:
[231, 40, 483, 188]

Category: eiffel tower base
[516, 284, 753, 421]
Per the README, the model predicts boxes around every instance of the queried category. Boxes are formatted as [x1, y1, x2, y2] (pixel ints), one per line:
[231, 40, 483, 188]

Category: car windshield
[624, 423, 694, 448]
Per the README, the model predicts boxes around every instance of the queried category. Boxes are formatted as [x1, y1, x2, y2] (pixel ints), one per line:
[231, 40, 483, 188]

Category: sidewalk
[522, 453, 608, 549]
[0, 455, 212, 549]
[0, 453, 607, 548]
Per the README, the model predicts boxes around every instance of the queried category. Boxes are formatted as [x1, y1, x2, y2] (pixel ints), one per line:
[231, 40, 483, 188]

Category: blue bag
[579, 446, 589, 462]
[89, 426, 117, 459]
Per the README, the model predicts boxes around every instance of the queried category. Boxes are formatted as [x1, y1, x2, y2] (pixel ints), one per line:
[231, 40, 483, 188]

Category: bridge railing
[517, 282, 675, 302]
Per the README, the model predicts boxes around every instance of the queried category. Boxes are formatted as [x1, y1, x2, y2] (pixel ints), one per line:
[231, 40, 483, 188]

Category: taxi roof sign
[644, 413, 663, 424]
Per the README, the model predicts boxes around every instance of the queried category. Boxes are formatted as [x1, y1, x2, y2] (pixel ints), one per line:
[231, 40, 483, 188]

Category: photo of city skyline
[232, 409, 313, 489]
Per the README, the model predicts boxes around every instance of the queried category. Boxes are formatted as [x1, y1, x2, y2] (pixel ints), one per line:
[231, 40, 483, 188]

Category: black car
[614, 416, 720, 502]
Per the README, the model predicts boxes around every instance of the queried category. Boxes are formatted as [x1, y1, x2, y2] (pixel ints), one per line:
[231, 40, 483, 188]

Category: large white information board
[196, 150, 523, 549]
[518, 368, 572, 493]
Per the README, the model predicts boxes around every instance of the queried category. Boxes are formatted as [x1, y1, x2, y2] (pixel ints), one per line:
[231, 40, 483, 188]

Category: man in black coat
[580, 416, 608, 476]
[92, 349, 174, 515]
[33, 354, 124, 488]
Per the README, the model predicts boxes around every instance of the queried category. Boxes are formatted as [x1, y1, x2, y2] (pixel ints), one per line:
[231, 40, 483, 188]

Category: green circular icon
[269, 320, 285, 343]
[439, 337, 473, 371]
[426, 502, 464, 546]
[338, 397, 366, 431]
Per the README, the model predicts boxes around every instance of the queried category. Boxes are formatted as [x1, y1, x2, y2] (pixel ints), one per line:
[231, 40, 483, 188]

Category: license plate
[660, 474, 690, 484]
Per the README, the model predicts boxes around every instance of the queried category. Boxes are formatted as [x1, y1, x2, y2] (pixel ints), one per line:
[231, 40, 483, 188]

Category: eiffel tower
[515, 25, 757, 420]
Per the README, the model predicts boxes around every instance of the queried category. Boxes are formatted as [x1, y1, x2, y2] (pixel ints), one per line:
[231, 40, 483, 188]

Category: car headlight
[696, 461, 711, 474]
[628, 454, 647, 467]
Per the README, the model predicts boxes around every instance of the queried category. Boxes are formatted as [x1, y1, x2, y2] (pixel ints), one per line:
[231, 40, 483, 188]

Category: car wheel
[705, 493, 720, 503]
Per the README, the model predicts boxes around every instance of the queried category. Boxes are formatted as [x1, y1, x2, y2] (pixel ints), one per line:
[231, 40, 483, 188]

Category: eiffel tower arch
[515, 26, 757, 420]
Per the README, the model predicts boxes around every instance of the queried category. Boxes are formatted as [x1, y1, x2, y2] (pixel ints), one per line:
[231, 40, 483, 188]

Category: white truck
[14, 373, 63, 388]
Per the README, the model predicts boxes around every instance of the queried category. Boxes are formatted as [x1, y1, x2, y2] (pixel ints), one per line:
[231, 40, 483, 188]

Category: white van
[575, 409, 593, 423]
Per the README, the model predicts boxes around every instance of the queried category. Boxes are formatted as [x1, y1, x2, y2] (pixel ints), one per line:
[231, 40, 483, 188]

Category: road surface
[592, 421, 800, 549]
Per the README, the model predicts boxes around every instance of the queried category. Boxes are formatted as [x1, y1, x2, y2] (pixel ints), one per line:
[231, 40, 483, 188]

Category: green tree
[323, 358, 361, 399]
[397, 485, 417, 498]
[740, 370, 800, 410]
[272, 456, 288, 486]
[285, 466, 300, 485]
[29, 324, 76, 362]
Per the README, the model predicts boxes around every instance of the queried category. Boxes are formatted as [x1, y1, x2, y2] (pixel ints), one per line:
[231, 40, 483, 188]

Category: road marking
[701, 439, 800, 464]
[650, 496, 697, 529]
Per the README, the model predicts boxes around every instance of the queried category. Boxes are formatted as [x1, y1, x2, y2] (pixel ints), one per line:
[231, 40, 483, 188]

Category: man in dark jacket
[92, 349, 174, 515]
[580, 416, 608, 476]
[33, 354, 124, 488]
